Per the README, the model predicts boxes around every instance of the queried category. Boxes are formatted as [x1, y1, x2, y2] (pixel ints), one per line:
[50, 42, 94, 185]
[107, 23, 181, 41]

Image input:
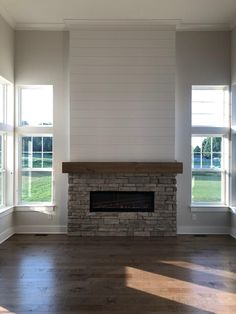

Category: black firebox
[90, 191, 154, 212]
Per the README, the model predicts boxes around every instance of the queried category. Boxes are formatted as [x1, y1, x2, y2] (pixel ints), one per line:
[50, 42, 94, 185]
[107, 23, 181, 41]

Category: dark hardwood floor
[0, 235, 236, 313]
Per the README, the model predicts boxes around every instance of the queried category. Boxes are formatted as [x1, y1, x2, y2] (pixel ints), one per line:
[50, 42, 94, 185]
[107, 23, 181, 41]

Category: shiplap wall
[69, 28, 175, 161]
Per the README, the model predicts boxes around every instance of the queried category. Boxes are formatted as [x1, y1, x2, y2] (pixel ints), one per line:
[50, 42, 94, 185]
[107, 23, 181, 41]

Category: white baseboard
[177, 226, 230, 235]
[230, 227, 236, 239]
[15, 225, 67, 234]
[0, 227, 15, 244]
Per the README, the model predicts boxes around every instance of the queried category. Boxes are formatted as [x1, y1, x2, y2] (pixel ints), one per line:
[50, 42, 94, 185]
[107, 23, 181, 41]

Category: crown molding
[15, 23, 66, 31]
[0, 10, 233, 32]
[177, 23, 231, 31]
[64, 19, 180, 30]
[0, 3, 15, 28]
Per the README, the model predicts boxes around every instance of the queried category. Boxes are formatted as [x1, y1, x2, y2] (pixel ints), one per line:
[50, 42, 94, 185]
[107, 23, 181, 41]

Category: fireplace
[90, 191, 154, 212]
[63, 162, 183, 236]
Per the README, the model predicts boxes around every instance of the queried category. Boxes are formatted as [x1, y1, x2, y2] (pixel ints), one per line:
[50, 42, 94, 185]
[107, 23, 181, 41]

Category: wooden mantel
[62, 162, 183, 174]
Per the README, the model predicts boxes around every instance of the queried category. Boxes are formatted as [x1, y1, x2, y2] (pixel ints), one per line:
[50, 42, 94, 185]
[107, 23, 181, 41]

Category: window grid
[16, 85, 54, 205]
[191, 86, 229, 205]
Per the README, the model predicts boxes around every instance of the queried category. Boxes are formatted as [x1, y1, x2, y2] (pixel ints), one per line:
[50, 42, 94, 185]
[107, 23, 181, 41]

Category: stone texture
[67, 173, 177, 236]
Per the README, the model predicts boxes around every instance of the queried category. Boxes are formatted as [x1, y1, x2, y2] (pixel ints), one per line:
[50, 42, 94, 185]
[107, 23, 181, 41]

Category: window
[191, 86, 229, 205]
[0, 134, 5, 206]
[0, 82, 7, 207]
[18, 86, 53, 126]
[16, 86, 53, 204]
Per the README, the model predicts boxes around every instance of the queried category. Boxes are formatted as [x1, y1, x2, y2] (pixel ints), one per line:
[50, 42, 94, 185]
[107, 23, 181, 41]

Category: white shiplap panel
[70, 92, 174, 102]
[70, 101, 173, 110]
[70, 83, 174, 92]
[70, 47, 175, 57]
[69, 29, 175, 161]
[70, 30, 175, 40]
[70, 127, 175, 137]
[70, 65, 175, 75]
[71, 39, 175, 48]
[70, 146, 175, 162]
[70, 73, 175, 84]
[70, 56, 175, 67]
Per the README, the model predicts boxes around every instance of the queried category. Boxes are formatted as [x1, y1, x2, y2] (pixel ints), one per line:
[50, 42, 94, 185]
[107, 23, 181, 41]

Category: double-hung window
[0, 83, 7, 207]
[16, 85, 53, 204]
[191, 86, 230, 205]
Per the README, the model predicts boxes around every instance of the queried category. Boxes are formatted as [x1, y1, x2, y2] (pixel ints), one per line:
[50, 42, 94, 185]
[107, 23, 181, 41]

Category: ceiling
[0, 0, 236, 30]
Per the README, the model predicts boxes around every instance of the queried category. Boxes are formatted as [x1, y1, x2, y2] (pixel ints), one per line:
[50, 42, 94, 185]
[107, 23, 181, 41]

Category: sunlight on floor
[160, 260, 236, 280]
[125, 266, 236, 313]
[0, 306, 15, 313]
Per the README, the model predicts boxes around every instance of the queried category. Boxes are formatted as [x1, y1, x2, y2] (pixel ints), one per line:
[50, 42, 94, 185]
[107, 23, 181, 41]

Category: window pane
[21, 171, 52, 202]
[43, 137, 52, 152]
[43, 153, 52, 168]
[202, 153, 211, 168]
[193, 152, 201, 168]
[20, 86, 53, 126]
[0, 172, 2, 206]
[192, 137, 222, 170]
[213, 153, 221, 168]
[33, 137, 42, 152]
[22, 152, 30, 168]
[22, 136, 32, 152]
[22, 136, 53, 169]
[33, 153, 42, 168]
[192, 86, 228, 126]
[192, 171, 222, 203]
[0, 135, 2, 169]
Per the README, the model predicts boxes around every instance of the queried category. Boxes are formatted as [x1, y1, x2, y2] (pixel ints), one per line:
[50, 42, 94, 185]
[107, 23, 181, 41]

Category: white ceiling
[0, 0, 236, 30]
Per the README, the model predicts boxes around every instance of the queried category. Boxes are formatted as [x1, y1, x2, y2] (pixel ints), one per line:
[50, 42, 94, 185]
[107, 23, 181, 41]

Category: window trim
[0, 78, 14, 210]
[0, 133, 6, 207]
[191, 85, 230, 206]
[16, 85, 54, 206]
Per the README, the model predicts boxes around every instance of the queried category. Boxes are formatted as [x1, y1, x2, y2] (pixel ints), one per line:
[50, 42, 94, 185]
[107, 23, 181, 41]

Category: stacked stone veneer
[68, 173, 177, 236]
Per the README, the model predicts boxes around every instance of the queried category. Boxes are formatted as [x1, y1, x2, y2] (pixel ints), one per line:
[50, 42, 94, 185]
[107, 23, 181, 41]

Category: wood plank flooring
[0, 235, 236, 313]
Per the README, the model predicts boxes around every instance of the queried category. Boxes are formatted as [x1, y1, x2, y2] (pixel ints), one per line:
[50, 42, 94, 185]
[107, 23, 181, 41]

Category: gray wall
[0, 15, 14, 83]
[0, 14, 14, 243]
[232, 27, 236, 85]
[176, 31, 231, 233]
[14, 31, 69, 232]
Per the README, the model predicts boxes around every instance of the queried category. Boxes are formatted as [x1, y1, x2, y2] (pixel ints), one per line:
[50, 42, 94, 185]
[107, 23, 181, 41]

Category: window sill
[0, 206, 14, 217]
[15, 204, 56, 214]
[190, 204, 229, 213]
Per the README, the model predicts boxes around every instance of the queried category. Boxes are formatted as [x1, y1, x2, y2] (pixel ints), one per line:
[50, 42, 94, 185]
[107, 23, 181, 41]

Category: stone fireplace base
[67, 172, 177, 236]
[63, 162, 182, 236]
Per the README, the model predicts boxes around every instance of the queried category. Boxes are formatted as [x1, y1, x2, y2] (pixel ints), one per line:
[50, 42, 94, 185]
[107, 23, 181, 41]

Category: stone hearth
[63, 162, 183, 236]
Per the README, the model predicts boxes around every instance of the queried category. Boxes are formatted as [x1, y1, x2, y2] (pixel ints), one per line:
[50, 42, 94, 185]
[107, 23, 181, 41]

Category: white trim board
[178, 226, 230, 235]
[230, 227, 236, 239]
[0, 227, 15, 244]
[14, 225, 67, 234]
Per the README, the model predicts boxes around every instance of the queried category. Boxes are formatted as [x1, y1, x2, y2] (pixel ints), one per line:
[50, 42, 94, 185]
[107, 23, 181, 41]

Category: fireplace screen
[90, 191, 154, 212]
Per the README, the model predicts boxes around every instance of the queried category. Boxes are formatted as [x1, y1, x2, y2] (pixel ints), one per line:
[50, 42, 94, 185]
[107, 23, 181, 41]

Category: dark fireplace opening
[90, 191, 154, 212]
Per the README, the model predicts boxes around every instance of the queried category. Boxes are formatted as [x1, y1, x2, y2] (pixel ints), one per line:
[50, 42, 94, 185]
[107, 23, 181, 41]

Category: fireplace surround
[63, 162, 183, 236]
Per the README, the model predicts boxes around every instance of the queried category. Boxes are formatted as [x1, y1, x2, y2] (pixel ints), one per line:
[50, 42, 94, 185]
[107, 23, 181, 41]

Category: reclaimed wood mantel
[62, 162, 183, 174]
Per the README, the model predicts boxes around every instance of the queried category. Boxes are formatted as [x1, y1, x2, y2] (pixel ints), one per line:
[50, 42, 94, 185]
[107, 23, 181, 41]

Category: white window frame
[0, 77, 14, 210]
[191, 85, 230, 206]
[0, 133, 6, 207]
[16, 85, 54, 205]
